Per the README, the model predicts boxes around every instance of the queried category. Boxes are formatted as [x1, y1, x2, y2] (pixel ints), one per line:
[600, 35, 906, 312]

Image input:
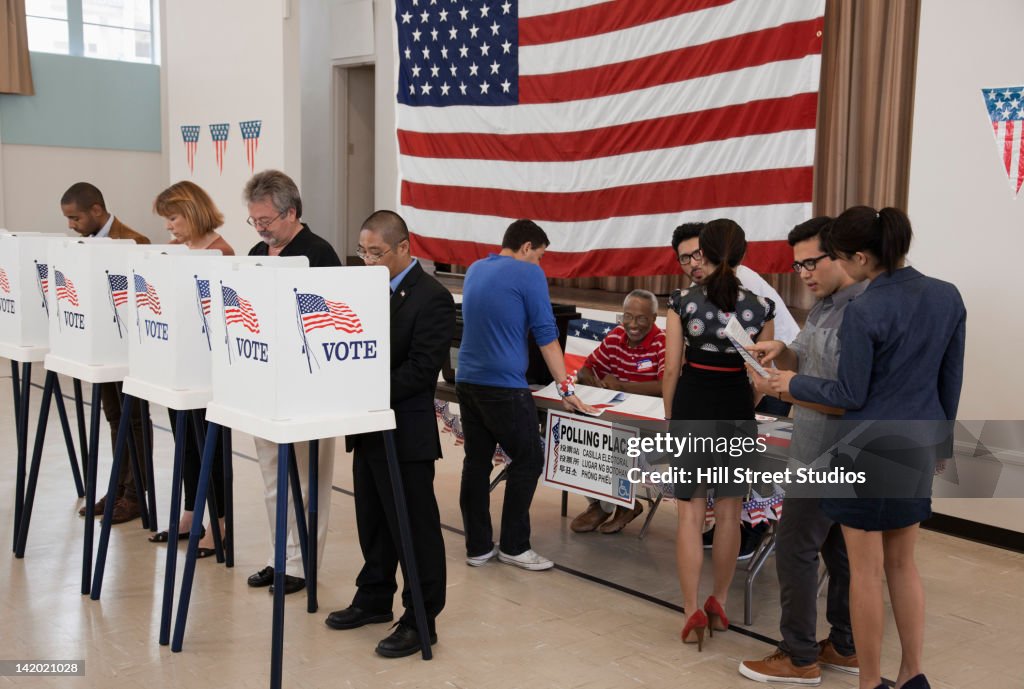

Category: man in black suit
[325, 210, 455, 658]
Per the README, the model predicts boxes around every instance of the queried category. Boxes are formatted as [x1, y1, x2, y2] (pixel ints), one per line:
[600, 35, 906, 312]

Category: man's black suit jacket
[347, 261, 455, 462]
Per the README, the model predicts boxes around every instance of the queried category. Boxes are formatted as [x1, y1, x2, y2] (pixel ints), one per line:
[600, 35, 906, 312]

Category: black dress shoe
[375, 623, 437, 658]
[325, 606, 394, 630]
[247, 566, 274, 588]
[269, 575, 305, 595]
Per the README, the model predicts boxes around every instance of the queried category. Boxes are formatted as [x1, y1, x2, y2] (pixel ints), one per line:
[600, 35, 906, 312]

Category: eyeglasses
[677, 249, 703, 266]
[621, 314, 652, 326]
[792, 254, 830, 273]
[246, 209, 287, 230]
[355, 246, 392, 263]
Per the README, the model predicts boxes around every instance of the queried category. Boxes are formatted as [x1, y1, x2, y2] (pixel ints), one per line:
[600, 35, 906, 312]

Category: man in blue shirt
[457, 220, 591, 571]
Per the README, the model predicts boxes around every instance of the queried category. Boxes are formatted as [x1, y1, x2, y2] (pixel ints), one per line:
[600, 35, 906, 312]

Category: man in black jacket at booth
[324, 210, 455, 658]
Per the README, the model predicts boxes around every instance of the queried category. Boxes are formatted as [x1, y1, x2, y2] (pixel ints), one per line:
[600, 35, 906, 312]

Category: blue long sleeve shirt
[789, 267, 966, 422]
[456, 254, 558, 388]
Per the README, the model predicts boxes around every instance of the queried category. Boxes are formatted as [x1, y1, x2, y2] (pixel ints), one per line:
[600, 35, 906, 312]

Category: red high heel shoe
[680, 609, 708, 651]
[703, 596, 729, 636]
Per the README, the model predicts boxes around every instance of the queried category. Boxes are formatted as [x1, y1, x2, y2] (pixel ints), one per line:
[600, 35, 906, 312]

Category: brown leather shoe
[817, 639, 859, 674]
[739, 650, 822, 685]
[110, 497, 142, 524]
[598, 503, 643, 534]
[79, 495, 107, 517]
[570, 502, 611, 533]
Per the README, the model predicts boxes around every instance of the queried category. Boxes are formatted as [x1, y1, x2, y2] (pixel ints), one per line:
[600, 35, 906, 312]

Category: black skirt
[669, 350, 756, 501]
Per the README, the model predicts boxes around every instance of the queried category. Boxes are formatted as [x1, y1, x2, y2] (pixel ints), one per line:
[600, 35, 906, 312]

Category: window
[24, 0, 70, 55]
[25, 0, 157, 64]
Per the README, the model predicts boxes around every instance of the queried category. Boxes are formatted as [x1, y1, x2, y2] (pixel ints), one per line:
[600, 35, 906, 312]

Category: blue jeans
[456, 383, 544, 557]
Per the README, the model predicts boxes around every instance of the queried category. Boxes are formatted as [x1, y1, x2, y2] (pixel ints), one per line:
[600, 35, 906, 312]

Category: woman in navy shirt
[768, 206, 966, 689]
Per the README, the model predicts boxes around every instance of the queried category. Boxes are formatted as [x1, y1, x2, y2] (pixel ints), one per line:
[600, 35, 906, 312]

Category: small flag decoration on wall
[982, 86, 1024, 197]
[210, 123, 230, 174]
[240, 120, 262, 173]
[181, 125, 200, 174]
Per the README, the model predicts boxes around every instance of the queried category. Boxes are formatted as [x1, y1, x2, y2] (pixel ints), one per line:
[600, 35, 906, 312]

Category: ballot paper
[724, 316, 770, 377]
[534, 382, 626, 416]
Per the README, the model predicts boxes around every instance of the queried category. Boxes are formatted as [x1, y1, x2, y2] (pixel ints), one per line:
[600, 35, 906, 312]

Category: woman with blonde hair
[154, 180, 233, 254]
[147, 181, 233, 556]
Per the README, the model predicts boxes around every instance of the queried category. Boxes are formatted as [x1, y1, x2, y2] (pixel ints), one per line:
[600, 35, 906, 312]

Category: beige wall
[908, 0, 1024, 531]
[0, 143, 165, 239]
[163, 0, 301, 255]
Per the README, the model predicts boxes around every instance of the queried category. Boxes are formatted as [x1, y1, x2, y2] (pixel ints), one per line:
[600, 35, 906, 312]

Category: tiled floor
[1, 369, 1022, 688]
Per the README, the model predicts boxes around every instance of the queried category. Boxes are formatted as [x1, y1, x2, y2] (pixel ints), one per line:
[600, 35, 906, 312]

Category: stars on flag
[396, 0, 518, 106]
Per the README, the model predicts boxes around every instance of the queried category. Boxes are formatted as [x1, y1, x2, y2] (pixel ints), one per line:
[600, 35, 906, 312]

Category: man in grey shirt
[739, 217, 868, 685]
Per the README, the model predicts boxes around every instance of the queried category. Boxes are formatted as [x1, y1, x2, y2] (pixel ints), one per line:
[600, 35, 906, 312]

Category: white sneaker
[466, 545, 498, 567]
[497, 549, 554, 571]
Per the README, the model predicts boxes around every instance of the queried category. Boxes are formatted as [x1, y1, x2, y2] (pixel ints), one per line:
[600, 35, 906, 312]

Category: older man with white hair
[571, 289, 665, 534]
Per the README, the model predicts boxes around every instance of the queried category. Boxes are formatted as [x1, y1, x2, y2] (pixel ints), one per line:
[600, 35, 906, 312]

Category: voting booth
[205, 264, 391, 432]
[45, 238, 189, 374]
[1, 232, 86, 558]
[123, 252, 309, 406]
[0, 233, 66, 354]
[169, 263, 432, 689]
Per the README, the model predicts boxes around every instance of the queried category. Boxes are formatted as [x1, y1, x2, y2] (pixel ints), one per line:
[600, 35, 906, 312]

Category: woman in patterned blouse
[663, 219, 775, 651]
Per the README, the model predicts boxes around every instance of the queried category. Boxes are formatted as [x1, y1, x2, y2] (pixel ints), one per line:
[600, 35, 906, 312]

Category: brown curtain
[814, 0, 920, 214]
[1, 0, 35, 95]
[765, 0, 923, 311]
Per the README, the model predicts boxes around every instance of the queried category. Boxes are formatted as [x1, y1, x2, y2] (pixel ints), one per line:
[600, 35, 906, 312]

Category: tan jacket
[109, 217, 150, 245]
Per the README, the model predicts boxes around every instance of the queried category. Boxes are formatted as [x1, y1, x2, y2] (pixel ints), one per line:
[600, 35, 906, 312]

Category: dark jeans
[100, 382, 152, 502]
[167, 409, 226, 518]
[456, 382, 544, 557]
[776, 497, 855, 665]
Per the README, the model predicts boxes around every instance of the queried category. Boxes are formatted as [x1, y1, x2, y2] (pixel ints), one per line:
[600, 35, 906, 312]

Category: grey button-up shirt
[785, 279, 868, 465]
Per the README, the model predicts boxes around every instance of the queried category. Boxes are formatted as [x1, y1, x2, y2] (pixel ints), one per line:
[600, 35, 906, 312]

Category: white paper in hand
[724, 316, 769, 377]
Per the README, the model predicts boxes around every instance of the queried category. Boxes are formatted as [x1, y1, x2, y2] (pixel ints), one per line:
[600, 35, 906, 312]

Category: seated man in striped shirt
[571, 289, 665, 534]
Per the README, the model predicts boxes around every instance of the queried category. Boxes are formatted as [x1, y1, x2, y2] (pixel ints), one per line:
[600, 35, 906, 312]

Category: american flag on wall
[181, 125, 200, 175]
[0, 267, 10, 293]
[134, 274, 163, 315]
[55, 270, 79, 306]
[395, 0, 825, 277]
[222, 285, 260, 334]
[210, 123, 230, 174]
[982, 86, 1024, 197]
[295, 293, 364, 334]
[240, 120, 262, 173]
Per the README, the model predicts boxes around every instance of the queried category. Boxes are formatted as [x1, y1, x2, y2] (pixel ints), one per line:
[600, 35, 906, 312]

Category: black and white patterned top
[668, 286, 775, 354]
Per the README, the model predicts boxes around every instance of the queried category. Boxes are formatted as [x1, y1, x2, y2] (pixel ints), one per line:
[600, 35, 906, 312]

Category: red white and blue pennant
[982, 86, 1024, 198]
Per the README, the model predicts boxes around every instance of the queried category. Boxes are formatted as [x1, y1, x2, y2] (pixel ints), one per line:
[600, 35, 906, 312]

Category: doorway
[337, 64, 375, 263]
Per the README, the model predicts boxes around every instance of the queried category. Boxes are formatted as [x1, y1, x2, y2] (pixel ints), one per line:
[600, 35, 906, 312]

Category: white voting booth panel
[208, 265, 390, 427]
[0, 233, 68, 351]
[46, 239, 187, 369]
[126, 253, 308, 399]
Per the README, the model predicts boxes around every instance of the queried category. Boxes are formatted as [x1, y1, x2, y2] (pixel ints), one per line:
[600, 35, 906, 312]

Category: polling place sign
[541, 411, 639, 508]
